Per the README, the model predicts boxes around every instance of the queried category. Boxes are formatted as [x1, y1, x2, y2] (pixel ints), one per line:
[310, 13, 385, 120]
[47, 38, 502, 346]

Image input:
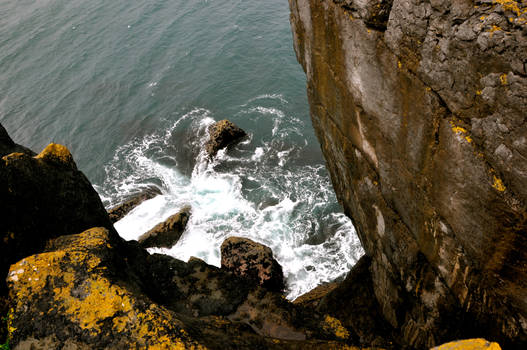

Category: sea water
[0, 0, 363, 299]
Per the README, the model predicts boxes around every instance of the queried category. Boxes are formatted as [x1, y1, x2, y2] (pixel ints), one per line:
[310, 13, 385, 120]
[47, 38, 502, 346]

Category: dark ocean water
[0, 0, 363, 299]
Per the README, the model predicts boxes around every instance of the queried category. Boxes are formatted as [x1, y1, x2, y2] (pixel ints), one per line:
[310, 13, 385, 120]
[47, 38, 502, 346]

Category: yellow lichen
[476, 90, 482, 95]
[8, 227, 208, 349]
[450, 121, 473, 143]
[322, 315, 350, 340]
[499, 74, 508, 85]
[492, 176, 506, 192]
[492, 0, 526, 16]
[433, 338, 502, 350]
[35, 143, 74, 165]
[397, 61, 402, 69]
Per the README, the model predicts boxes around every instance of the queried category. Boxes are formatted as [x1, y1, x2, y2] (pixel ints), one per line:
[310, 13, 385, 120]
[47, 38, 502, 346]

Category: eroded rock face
[221, 236, 286, 293]
[289, 0, 527, 348]
[205, 120, 247, 158]
[107, 186, 162, 223]
[137, 205, 191, 249]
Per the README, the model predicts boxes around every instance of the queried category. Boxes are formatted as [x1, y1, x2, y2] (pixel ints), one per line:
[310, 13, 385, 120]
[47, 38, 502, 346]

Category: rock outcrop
[107, 186, 162, 223]
[205, 120, 247, 158]
[6, 227, 358, 349]
[137, 206, 191, 249]
[431, 338, 502, 350]
[0, 141, 114, 298]
[289, 0, 527, 348]
[221, 236, 286, 293]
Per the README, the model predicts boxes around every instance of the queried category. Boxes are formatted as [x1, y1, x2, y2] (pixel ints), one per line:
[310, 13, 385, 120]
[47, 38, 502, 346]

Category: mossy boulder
[221, 237, 285, 293]
[204, 120, 246, 158]
[138, 205, 191, 249]
[107, 186, 162, 223]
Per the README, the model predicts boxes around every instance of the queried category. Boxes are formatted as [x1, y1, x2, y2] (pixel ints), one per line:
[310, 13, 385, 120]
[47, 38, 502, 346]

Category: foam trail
[99, 100, 364, 300]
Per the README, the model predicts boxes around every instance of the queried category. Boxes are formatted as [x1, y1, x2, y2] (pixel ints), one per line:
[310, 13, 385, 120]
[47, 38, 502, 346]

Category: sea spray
[99, 96, 363, 300]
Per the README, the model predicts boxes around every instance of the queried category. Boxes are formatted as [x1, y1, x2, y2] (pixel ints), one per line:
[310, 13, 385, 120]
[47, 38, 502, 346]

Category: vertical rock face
[289, 0, 527, 348]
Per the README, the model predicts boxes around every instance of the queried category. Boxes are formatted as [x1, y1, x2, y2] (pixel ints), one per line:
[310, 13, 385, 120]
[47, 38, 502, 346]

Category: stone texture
[205, 120, 247, 158]
[137, 205, 191, 249]
[221, 236, 286, 292]
[6, 227, 358, 349]
[289, 0, 527, 348]
[0, 142, 114, 299]
[107, 186, 162, 223]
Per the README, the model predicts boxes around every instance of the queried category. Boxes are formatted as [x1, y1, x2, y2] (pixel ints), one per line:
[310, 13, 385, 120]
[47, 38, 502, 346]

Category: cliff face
[289, 0, 527, 348]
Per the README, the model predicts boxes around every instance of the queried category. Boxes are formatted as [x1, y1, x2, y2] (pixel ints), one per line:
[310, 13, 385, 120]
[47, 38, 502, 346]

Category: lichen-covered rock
[138, 205, 191, 249]
[204, 120, 247, 158]
[0, 140, 114, 301]
[107, 186, 162, 223]
[6, 227, 208, 349]
[289, 0, 527, 348]
[431, 338, 502, 350]
[292, 282, 338, 309]
[6, 227, 357, 349]
[221, 236, 286, 292]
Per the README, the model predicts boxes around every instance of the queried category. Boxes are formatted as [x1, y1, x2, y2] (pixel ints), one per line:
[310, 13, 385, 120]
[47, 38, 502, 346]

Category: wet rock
[431, 338, 502, 350]
[0, 140, 114, 300]
[290, 0, 527, 348]
[204, 120, 247, 158]
[137, 205, 191, 249]
[107, 186, 162, 223]
[221, 236, 286, 292]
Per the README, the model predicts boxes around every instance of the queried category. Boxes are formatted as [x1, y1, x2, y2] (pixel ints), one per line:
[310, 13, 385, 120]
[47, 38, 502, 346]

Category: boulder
[221, 236, 285, 292]
[204, 120, 246, 158]
[107, 186, 162, 223]
[137, 205, 191, 249]
[0, 141, 114, 299]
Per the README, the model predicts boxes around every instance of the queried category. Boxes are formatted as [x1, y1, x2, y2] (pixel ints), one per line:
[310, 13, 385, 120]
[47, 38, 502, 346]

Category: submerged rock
[137, 205, 191, 249]
[205, 119, 246, 158]
[107, 186, 162, 223]
[221, 236, 285, 293]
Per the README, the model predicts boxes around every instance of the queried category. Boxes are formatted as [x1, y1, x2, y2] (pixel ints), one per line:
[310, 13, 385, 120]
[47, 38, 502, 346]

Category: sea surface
[0, 0, 363, 299]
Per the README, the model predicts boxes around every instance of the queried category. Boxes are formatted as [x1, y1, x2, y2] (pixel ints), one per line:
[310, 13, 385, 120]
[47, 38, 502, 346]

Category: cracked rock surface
[289, 0, 527, 348]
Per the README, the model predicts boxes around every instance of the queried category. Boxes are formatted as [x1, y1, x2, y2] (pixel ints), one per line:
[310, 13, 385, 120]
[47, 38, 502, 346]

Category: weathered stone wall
[289, 0, 527, 348]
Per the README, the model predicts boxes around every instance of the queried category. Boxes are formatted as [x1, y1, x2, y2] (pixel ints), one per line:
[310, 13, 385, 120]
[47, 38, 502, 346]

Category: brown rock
[221, 236, 285, 292]
[292, 282, 338, 309]
[137, 205, 191, 249]
[204, 120, 246, 158]
[107, 186, 162, 223]
[290, 0, 527, 348]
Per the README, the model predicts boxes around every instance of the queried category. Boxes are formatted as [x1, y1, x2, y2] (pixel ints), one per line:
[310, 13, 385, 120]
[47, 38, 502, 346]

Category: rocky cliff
[289, 0, 527, 348]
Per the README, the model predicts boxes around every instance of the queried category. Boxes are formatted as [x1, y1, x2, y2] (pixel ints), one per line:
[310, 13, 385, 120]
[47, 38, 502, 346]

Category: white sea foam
[99, 104, 363, 300]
